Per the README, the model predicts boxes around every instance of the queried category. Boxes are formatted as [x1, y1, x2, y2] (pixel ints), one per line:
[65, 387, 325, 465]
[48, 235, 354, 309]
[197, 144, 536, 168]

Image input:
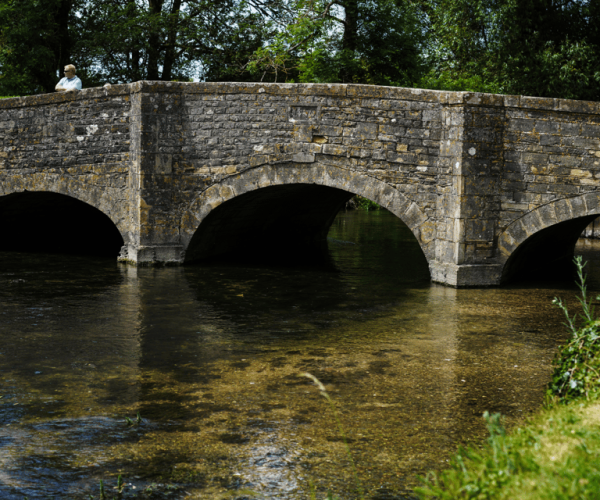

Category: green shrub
[549, 256, 600, 402]
[353, 196, 382, 211]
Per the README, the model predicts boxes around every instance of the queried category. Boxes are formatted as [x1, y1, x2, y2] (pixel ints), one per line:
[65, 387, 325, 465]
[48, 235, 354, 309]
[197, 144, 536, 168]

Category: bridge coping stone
[1, 82, 599, 115]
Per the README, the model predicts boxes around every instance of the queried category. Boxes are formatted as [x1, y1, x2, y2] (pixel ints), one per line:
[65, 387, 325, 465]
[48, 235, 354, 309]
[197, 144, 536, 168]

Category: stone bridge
[1, 81, 600, 286]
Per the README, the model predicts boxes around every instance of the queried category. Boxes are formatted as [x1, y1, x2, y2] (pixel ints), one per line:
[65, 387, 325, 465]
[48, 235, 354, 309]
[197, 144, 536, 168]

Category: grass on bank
[416, 402, 600, 499]
[416, 256, 600, 500]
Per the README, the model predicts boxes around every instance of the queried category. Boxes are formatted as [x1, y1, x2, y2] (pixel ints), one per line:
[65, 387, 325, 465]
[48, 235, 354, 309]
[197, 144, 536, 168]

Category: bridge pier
[429, 93, 507, 286]
[118, 244, 184, 266]
[430, 263, 503, 287]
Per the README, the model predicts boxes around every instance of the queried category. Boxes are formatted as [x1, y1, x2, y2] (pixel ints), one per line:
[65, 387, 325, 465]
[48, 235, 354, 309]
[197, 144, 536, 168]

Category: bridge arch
[0, 175, 129, 241]
[0, 181, 128, 257]
[180, 164, 434, 266]
[497, 193, 600, 282]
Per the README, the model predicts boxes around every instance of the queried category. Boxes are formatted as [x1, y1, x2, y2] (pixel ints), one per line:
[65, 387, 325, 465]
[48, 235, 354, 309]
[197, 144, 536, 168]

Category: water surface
[0, 210, 590, 499]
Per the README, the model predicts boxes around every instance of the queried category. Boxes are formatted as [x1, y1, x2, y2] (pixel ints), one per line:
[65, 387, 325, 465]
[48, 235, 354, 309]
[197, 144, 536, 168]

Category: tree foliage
[0, 0, 78, 94]
[0, 0, 599, 101]
[76, 0, 285, 84]
[247, 0, 425, 85]
[0, 0, 285, 94]
[417, 0, 600, 100]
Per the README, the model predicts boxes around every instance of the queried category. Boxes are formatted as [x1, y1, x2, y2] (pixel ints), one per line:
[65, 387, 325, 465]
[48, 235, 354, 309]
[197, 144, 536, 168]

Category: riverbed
[0, 210, 592, 499]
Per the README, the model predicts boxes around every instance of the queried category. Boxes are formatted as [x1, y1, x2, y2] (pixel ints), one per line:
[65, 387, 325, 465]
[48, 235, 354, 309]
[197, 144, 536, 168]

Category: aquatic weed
[124, 412, 143, 427]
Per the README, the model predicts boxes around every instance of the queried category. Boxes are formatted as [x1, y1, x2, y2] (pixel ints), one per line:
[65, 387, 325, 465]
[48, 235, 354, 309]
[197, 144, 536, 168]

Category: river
[0, 209, 594, 499]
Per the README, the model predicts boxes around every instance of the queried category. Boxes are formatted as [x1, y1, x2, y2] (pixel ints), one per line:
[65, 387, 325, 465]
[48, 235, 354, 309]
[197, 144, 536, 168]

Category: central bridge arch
[180, 164, 435, 267]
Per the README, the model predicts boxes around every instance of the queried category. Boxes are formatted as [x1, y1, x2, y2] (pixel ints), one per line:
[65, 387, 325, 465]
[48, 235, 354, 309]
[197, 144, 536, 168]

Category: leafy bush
[549, 256, 600, 402]
[353, 196, 382, 211]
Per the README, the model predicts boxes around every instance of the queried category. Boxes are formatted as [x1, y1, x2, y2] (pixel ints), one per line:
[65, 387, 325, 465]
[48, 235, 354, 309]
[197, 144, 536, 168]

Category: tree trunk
[147, 0, 164, 80]
[340, 0, 358, 82]
[41, 0, 73, 93]
[162, 0, 183, 81]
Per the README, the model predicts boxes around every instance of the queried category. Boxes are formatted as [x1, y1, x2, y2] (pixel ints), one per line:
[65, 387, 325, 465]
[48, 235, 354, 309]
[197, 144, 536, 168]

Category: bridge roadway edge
[1, 82, 600, 286]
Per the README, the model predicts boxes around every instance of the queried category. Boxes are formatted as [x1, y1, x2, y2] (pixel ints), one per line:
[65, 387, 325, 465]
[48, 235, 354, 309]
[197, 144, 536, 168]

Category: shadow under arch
[0, 191, 124, 257]
[180, 164, 434, 267]
[498, 193, 600, 283]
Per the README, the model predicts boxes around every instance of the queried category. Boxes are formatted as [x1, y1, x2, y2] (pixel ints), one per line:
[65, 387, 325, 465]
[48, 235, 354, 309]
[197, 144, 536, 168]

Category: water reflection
[0, 211, 590, 499]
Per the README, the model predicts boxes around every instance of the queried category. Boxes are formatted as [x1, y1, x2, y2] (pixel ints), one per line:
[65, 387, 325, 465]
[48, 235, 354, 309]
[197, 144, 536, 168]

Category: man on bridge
[55, 64, 82, 92]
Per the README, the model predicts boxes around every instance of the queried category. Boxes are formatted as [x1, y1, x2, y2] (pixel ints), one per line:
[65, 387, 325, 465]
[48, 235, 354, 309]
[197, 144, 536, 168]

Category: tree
[0, 0, 288, 94]
[0, 0, 79, 95]
[77, 0, 279, 83]
[417, 0, 600, 100]
[76, 0, 293, 83]
[247, 0, 426, 85]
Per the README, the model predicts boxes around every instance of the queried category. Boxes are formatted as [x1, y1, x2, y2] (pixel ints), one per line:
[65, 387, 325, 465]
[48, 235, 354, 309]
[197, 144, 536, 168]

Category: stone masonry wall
[501, 98, 600, 227]
[127, 82, 446, 265]
[2, 82, 600, 286]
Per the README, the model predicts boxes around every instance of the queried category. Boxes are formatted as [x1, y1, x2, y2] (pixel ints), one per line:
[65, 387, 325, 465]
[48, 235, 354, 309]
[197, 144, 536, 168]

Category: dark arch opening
[501, 215, 598, 283]
[186, 184, 353, 265]
[0, 191, 124, 257]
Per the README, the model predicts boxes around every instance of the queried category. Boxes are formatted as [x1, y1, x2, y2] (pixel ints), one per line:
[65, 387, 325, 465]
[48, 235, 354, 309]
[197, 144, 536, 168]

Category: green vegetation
[247, 0, 424, 85]
[416, 257, 600, 499]
[0, 0, 598, 100]
[124, 411, 143, 426]
[416, 0, 600, 100]
[348, 195, 382, 211]
[416, 402, 600, 499]
[550, 258, 600, 403]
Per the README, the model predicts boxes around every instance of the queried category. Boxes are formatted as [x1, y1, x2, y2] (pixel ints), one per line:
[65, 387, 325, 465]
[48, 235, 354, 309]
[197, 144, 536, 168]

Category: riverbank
[416, 397, 600, 499]
[416, 257, 600, 500]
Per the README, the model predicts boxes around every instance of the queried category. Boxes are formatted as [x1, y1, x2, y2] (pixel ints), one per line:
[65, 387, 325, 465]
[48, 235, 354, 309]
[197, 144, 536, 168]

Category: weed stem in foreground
[302, 372, 364, 500]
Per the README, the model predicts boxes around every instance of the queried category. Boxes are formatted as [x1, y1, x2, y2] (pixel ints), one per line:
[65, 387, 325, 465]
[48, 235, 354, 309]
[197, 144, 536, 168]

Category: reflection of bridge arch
[498, 193, 600, 282]
[180, 164, 435, 266]
[0, 188, 126, 257]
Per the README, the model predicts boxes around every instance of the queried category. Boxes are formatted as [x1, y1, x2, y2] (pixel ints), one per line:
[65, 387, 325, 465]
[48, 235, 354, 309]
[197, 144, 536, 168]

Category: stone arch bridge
[1, 82, 600, 286]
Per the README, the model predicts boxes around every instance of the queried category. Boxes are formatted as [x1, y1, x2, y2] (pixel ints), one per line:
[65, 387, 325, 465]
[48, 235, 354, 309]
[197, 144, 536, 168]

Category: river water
[0, 210, 595, 499]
